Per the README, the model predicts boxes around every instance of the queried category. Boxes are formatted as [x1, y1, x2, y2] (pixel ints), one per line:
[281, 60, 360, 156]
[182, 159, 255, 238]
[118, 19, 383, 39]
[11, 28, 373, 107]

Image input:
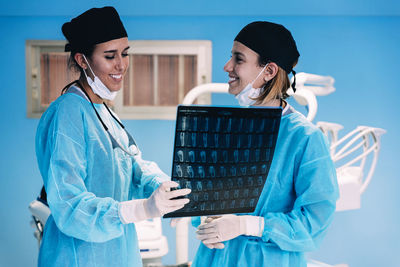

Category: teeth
[111, 74, 122, 79]
[228, 77, 237, 82]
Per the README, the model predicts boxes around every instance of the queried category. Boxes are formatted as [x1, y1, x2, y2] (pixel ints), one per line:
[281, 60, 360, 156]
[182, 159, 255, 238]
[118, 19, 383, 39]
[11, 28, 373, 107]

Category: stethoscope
[70, 81, 140, 157]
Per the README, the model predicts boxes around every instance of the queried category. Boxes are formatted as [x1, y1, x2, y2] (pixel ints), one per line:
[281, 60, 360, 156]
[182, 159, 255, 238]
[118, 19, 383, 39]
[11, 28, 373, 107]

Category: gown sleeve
[38, 99, 123, 243]
[260, 130, 339, 252]
[131, 152, 170, 199]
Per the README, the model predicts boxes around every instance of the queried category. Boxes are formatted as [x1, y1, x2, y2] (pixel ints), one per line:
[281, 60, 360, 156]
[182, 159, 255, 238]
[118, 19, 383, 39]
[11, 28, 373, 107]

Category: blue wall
[1, 1, 399, 266]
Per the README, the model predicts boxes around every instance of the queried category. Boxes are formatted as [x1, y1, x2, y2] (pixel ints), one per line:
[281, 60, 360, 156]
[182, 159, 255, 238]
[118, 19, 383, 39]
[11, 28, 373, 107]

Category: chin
[108, 84, 123, 92]
[228, 86, 241, 96]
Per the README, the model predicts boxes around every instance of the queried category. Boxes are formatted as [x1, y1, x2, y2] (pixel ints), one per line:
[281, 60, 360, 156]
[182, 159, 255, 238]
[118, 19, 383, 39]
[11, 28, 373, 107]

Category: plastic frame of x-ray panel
[164, 105, 282, 218]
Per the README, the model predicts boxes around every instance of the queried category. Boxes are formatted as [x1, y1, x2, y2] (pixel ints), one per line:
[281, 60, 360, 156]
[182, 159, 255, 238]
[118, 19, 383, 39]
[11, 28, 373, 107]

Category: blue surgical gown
[192, 111, 339, 267]
[35, 87, 169, 267]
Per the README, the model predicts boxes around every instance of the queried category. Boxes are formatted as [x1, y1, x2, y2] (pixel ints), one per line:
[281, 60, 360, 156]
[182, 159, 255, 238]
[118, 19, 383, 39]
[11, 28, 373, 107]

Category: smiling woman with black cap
[35, 6, 191, 267]
[193, 21, 339, 267]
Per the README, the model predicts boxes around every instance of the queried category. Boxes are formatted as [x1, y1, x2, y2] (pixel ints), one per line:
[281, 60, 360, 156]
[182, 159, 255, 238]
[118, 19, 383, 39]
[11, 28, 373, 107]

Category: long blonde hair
[254, 59, 298, 105]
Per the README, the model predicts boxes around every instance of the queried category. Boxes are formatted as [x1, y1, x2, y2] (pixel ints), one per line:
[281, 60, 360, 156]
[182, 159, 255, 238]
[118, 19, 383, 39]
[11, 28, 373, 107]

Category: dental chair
[174, 72, 385, 267]
[317, 122, 386, 211]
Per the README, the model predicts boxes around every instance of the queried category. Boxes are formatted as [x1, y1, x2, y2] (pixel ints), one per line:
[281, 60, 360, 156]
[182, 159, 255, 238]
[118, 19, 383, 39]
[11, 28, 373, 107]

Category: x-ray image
[203, 117, 209, 132]
[252, 188, 259, 197]
[198, 166, 205, 178]
[179, 132, 185, 147]
[225, 134, 231, 147]
[259, 118, 265, 133]
[187, 165, 194, 178]
[188, 150, 195, 163]
[236, 134, 242, 148]
[217, 180, 224, 190]
[244, 149, 250, 162]
[224, 190, 230, 200]
[196, 181, 203, 191]
[178, 116, 188, 131]
[251, 165, 257, 175]
[206, 180, 213, 191]
[247, 177, 254, 187]
[248, 118, 254, 132]
[227, 178, 234, 189]
[202, 133, 208, 148]
[237, 118, 244, 132]
[257, 134, 263, 147]
[255, 149, 260, 161]
[200, 150, 206, 163]
[261, 164, 267, 174]
[247, 135, 252, 148]
[191, 133, 197, 147]
[165, 106, 281, 218]
[220, 166, 227, 177]
[257, 176, 264, 186]
[192, 117, 198, 131]
[234, 150, 239, 163]
[243, 188, 249, 198]
[223, 150, 228, 163]
[214, 134, 219, 147]
[230, 166, 237, 176]
[176, 165, 183, 177]
[177, 150, 184, 162]
[240, 166, 247, 176]
[227, 118, 232, 132]
[221, 201, 226, 209]
[265, 148, 271, 161]
[209, 166, 216, 177]
[185, 180, 192, 190]
[211, 151, 217, 163]
[215, 117, 221, 132]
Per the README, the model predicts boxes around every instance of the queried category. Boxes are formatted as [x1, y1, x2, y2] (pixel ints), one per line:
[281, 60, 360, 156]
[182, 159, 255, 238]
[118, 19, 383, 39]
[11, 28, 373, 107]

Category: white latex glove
[119, 181, 191, 224]
[196, 214, 264, 248]
[199, 217, 225, 249]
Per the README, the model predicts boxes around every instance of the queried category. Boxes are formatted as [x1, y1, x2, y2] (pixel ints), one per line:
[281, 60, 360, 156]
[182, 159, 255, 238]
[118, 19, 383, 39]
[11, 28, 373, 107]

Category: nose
[223, 58, 233, 73]
[116, 55, 129, 72]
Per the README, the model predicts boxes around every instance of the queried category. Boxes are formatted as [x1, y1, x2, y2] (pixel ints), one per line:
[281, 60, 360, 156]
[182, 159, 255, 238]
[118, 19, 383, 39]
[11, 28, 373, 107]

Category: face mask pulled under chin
[235, 64, 268, 106]
[82, 55, 118, 101]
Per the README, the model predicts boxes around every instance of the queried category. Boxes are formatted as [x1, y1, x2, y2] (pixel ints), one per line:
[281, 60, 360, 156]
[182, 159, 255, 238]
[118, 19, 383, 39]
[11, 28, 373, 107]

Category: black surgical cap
[62, 6, 127, 52]
[234, 21, 300, 74]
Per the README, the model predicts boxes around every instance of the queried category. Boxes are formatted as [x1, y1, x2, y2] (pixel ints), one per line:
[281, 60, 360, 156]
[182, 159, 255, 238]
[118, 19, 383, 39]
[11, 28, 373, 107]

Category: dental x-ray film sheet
[164, 105, 281, 218]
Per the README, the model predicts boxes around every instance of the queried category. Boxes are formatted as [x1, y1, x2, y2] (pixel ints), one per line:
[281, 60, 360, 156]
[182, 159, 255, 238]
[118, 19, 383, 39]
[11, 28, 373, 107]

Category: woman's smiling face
[86, 37, 130, 92]
[223, 41, 266, 96]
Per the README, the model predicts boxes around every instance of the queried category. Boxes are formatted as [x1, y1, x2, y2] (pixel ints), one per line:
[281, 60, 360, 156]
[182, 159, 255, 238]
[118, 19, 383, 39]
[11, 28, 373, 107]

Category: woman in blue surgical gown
[35, 6, 190, 267]
[193, 21, 339, 267]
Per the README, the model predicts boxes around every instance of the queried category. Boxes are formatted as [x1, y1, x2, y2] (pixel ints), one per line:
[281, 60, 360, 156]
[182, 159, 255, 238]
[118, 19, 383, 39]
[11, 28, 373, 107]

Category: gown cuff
[119, 199, 148, 224]
[241, 215, 265, 237]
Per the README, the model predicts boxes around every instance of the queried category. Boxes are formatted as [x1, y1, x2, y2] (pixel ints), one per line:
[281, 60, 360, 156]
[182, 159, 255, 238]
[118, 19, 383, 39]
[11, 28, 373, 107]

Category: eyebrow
[103, 46, 130, 53]
[232, 51, 245, 58]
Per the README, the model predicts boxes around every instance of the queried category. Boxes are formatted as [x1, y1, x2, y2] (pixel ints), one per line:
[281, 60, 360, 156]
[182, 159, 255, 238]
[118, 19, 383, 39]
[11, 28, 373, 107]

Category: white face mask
[82, 55, 118, 101]
[235, 64, 268, 106]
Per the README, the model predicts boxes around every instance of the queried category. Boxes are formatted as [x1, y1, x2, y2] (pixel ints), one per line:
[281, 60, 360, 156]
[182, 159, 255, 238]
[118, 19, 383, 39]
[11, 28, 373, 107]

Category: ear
[263, 62, 279, 82]
[74, 53, 88, 70]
